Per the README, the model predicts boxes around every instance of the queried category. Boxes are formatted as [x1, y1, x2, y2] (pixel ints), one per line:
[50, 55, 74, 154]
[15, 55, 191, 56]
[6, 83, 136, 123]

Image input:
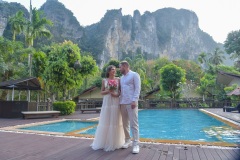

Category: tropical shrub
[53, 100, 76, 115]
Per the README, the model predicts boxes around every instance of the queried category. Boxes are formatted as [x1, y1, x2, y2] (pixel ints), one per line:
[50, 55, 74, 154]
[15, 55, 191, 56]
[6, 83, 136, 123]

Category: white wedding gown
[91, 79, 124, 151]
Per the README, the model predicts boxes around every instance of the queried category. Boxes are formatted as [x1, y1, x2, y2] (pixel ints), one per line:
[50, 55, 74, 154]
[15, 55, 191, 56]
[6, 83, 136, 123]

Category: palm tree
[24, 8, 52, 77]
[8, 11, 26, 41]
[25, 8, 52, 48]
[198, 52, 208, 69]
[209, 48, 225, 66]
[198, 52, 207, 64]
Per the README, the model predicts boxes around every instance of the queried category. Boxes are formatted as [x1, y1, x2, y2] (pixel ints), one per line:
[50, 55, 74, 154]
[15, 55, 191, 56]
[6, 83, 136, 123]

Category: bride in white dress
[91, 65, 125, 151]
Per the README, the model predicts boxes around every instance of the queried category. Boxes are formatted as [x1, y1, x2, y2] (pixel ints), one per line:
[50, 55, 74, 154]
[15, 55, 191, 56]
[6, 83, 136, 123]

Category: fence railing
[37, 102, 53, 111]
[75, 99, 239, 109]
[143, 99, 239, 108]
[76, 99, 102, 110]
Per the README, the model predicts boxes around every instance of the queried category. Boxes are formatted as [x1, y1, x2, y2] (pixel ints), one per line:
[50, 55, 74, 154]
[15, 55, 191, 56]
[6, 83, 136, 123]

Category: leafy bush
[179, 103, 188, 108]
[200, 103, 209, 108]
[156, 104, 167, 108]
[53, 101, 76, 115]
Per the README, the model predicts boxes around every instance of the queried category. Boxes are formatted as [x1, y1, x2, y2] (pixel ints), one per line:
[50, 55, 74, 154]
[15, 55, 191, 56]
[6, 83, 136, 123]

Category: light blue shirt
[120, 70, 141, 104]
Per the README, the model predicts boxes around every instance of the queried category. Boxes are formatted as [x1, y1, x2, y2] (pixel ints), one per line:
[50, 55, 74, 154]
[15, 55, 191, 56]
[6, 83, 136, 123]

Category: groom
[119, 61, 141, 154]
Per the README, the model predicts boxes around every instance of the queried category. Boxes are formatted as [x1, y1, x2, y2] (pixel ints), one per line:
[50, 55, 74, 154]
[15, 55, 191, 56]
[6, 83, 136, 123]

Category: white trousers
[120, 104, 139, 145]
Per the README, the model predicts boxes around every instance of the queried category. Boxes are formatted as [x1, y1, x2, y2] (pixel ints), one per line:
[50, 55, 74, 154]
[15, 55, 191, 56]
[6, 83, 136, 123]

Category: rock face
[0, 1, 28, 39]
[0, 16, 7, 36]
[84, 8, 218, 67]
[0, 0, 219, 66]
[39, 0, 84, 44]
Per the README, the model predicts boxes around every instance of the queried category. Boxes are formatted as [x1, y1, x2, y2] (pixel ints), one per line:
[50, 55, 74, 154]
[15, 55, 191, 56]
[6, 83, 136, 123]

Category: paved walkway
[204, 108, 240, 123]
[0, 109, 239, 160]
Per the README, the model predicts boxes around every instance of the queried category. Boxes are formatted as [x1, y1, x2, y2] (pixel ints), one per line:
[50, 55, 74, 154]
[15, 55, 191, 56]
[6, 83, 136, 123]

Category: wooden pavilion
[0, 77, 42, 118]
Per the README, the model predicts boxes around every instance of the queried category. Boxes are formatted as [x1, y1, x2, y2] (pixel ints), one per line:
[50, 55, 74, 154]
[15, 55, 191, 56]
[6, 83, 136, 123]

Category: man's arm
[132, 72, 141, 102]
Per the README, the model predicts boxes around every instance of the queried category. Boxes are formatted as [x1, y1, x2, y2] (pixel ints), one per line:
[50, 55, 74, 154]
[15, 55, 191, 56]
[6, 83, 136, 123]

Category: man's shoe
[122, 140, 132, 149]
[132, 145, 139, 154]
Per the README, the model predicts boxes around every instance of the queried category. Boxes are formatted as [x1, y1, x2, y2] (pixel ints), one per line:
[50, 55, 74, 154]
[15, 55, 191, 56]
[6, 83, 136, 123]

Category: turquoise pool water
[21, 121, 97, 133]
[21, 109, 240, 144]
[138, 110, 239, 143]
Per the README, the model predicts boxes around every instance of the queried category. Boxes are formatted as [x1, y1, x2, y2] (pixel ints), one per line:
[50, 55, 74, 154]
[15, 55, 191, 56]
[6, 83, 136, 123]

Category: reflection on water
[204, 126, 240, 144]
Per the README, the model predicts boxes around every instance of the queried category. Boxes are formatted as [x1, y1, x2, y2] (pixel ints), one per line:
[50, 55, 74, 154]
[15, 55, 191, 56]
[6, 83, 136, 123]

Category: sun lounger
[80, 108, 101, 113]
[21, 111, 60, 119]
[223, 103, 240, 113]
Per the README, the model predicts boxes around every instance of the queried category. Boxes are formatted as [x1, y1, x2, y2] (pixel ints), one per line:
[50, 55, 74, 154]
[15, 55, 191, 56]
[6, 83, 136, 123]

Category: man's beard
[120, 70, 125, 75]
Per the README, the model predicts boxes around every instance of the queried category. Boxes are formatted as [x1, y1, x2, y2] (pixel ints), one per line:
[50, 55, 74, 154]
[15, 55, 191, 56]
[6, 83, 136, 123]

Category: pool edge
[1, 111, 239, 148]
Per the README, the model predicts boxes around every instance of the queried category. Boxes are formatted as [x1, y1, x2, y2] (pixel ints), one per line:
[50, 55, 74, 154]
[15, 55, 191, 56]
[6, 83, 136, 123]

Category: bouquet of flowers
[108, 79, 118, 91]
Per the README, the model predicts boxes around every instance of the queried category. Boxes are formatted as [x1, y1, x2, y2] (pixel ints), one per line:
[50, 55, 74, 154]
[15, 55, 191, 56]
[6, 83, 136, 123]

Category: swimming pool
[21, 120, 97, 133]
[19, 109, 240, 146]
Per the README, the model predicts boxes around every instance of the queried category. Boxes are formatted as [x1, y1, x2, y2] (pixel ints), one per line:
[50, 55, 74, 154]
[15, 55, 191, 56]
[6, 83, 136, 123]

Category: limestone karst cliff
[84, 8, 218, 66]
[39, 0, 84, 45]
[0, 0, 219, 66]
[0, 1, 28, 40]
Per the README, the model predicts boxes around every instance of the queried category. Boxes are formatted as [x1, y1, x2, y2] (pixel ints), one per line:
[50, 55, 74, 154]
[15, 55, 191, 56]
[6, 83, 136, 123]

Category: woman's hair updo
[105, 65, 116, 78]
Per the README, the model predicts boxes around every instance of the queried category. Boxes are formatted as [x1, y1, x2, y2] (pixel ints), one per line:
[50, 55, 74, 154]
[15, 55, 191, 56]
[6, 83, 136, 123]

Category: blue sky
[4, 0, 240, 44]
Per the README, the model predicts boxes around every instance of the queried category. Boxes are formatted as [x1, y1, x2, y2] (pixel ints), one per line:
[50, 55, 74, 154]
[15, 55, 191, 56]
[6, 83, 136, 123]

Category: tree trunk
[63, 89, 66, 101]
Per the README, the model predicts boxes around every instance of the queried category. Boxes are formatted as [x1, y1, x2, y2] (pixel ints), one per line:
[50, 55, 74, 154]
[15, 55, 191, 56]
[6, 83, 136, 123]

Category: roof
[144, 87, 160, 98]
[80, 86, 98, 95]
[216, 71, 240, 85]
[227, 87, 240, 96]
[72, 86, 99, 100]
[0, 77, 42, 90]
